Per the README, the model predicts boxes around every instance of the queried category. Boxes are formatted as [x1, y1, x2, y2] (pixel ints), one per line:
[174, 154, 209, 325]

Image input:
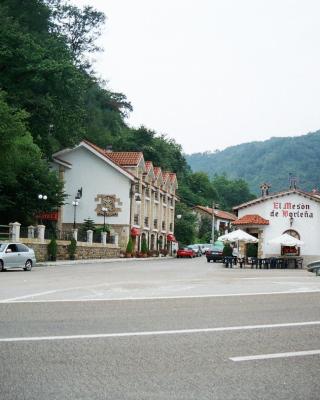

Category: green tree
[0, 91, 65, 224]
[48, 0, 106, 68]
[174, 203, 197, 246]
[198, 216, 212, 243]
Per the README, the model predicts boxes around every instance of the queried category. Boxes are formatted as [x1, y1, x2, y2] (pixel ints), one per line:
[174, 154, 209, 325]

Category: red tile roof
[145, 161, 153, 171]
[83, 140, 143, 166]
[162, 172, 170, 183]
[233, 188, 320, 210]
[168, 172, 177, 182]
[154, 167, 162, 177]
[194, 205, 236, 221]
[233, 214, 269, 225]
[106, 152, 143, 166]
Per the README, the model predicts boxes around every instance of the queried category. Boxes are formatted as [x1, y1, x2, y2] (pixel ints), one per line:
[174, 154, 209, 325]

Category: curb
[37, 256, 174, 267]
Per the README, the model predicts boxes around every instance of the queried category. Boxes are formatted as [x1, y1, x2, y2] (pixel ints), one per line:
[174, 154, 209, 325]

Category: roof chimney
[260, 183, 271, 197]
[289, 173, 298, 190]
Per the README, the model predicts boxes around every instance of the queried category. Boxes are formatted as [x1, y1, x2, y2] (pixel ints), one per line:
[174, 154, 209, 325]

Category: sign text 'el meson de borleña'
[270, 202, 313, 218]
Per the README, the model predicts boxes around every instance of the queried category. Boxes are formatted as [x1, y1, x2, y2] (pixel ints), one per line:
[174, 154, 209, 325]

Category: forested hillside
[0, 0, 254, 234]
[186, 131, 320, 195]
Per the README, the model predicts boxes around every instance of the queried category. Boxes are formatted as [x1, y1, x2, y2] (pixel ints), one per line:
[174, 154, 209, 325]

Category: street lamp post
[38, 194, 47, 224]
[101, 207, 107, 231]
[72, 200, 79, 229]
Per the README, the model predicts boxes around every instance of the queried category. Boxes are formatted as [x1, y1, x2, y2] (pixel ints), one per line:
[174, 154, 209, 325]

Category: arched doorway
[158, 235, 163, 250]
[282, 229, 301, 256]
[150, 234, 155, 250]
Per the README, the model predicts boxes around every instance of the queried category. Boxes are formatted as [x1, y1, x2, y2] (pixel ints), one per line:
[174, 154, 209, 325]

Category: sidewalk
[37, 256, 173, 267]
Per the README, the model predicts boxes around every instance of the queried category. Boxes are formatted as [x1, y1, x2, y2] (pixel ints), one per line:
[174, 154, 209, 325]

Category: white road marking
[230, 349, 320, 362]
[0, 321, 319, 342]
[1, 289, 320, 303]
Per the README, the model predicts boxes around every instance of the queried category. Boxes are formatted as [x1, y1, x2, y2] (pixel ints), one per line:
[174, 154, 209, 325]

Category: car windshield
[211, 246, 222, 252]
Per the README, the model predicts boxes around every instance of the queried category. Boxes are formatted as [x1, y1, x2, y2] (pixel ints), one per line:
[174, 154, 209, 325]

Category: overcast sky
[73, 0, 320, 154]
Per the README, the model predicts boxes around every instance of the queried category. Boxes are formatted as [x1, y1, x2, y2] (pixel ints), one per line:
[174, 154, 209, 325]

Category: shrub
[247, 243, 258, 257]
[126, 236, 133, 255]
[222, 243, 233, 257]
[68, 238, 77, 260]
[141, 238, 148, 254]
[47, 238, 57, 261]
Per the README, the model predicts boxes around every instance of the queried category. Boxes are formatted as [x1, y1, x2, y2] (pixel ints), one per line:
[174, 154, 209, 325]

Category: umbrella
[268, 233, 304, 246]
[218, 229, 258, 258]
[218, 229, 259, 243]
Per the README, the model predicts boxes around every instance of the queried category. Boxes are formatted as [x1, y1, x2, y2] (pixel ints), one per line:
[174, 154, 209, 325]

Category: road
[1, 257, 320, 399]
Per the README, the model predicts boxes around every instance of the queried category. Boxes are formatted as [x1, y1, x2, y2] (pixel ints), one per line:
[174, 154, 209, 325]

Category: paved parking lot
[0, 256, 320, 303]
[1, 257, 320, 399]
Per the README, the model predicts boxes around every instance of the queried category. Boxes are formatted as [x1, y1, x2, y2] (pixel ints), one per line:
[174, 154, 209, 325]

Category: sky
[73, 0, 320, 154]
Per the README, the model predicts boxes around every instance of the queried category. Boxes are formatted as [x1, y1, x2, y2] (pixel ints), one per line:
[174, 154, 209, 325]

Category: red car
[177, 247, 195, 258]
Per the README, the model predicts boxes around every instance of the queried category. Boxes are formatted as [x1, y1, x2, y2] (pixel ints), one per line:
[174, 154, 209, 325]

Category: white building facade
[52, 140, 178, 251]
[233, 188, 320, 265]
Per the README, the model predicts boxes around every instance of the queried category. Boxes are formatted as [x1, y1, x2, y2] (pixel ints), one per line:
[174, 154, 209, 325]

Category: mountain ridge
[186, 130, 320, 195]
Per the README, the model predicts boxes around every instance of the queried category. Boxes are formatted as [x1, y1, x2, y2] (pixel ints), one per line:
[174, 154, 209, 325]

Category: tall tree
[48, 0, 106, 68]
[0, 91, 65, 224]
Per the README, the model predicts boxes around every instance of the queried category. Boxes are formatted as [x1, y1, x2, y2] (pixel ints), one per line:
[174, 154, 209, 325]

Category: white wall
[238, 193, 320, 257]
[60, 147, 132, 225]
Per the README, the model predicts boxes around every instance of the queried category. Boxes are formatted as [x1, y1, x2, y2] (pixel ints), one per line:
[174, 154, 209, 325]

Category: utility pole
[211, 203, 219, 244]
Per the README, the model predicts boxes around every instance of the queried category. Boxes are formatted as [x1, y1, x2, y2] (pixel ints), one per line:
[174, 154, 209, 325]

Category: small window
[17, 244, 29, 252]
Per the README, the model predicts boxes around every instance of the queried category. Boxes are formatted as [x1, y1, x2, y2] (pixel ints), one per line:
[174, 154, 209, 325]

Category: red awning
[131, 227, 141, 237]
[167, 234, 176, 242]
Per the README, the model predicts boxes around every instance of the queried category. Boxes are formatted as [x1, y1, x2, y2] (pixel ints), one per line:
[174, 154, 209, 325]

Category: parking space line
[1, 289, 320, 303]
[230, 349, 320, 362]
[0, 320, 320, 342]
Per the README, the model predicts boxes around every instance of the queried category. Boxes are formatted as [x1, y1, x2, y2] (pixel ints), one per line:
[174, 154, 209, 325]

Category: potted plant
[47, 238, 57, 261]
[141, 237, 148, 257]
[68, 238, 77, 260]
[126, 237, 133, 257]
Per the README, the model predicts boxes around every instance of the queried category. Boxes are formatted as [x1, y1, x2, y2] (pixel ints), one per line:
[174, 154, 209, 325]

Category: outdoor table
[278, 257, 303, 269]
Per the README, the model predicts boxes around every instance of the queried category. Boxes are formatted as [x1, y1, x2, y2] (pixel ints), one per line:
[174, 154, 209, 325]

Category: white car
[187, 244, 202, 257]
[0, 243, 36, 271]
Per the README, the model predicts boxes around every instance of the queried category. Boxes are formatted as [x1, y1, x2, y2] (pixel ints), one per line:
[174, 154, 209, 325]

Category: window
[17, 244, 29, 252]
[7, 244, 18, 252]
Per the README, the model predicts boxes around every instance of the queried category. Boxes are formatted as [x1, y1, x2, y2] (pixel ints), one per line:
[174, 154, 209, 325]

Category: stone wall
[22, 238, 120, 262]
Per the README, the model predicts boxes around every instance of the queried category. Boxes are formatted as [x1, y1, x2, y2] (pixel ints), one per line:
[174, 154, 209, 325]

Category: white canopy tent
[218, 229, 258, 258]
[218, 229, 259, 243]
[268, 233, 304, 247]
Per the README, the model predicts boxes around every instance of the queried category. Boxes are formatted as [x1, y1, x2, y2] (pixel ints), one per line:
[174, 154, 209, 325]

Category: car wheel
[0, 260, 4, 271]
[24, 260, 32, 271]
